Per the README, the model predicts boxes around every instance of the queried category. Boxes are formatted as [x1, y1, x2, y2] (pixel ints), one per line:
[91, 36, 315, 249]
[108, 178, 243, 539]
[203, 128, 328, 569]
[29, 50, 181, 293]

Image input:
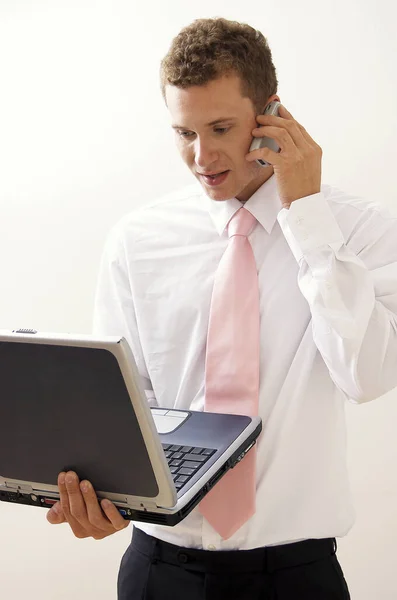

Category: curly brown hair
[160, 17, 278, 113]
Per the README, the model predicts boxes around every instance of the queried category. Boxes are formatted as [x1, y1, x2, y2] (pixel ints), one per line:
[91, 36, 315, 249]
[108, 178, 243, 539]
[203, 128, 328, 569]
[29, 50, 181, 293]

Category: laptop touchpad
[151, 409, 189, 434]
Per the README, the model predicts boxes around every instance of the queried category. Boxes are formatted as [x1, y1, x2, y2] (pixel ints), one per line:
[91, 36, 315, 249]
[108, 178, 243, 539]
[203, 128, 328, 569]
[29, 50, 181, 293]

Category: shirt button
[207, 544, 216, 551]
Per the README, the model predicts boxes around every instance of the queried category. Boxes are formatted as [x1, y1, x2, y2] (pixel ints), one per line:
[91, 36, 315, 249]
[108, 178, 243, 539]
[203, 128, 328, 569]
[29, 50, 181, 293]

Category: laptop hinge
[4, 481, 33, 493]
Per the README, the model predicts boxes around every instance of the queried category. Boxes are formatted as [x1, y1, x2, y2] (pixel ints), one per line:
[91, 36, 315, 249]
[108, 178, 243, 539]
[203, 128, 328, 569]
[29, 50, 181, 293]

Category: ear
[268, 95, 281, 105]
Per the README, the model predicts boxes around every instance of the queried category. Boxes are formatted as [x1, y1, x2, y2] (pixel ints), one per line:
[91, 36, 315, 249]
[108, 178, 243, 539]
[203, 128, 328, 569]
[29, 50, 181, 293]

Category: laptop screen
[0, 341, 159, 497]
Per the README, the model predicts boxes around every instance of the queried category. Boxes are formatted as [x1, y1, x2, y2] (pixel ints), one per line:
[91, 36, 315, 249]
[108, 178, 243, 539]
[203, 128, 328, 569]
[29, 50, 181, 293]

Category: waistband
[131, 528, 337, 574]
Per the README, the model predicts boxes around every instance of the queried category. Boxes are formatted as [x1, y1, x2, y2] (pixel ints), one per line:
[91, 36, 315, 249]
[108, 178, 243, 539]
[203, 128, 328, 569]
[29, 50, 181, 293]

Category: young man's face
[166, 73, 280, 202]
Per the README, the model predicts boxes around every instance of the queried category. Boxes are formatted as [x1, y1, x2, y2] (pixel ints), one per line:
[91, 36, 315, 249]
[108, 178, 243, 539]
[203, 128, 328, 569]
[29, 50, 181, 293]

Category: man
[47, 17, 397, 599]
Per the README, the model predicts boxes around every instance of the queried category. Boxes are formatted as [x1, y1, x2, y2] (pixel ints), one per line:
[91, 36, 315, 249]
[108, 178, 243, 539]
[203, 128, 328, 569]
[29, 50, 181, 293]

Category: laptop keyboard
[162, 444, 216, 491]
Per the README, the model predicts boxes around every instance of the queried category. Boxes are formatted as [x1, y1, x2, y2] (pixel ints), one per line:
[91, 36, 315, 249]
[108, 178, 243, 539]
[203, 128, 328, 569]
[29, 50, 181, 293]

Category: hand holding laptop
[47, 471, 129, 540]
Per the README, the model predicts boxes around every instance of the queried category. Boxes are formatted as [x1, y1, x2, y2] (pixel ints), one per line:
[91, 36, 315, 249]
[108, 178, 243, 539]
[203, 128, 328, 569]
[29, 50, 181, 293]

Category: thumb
[46, 502, 66, 524]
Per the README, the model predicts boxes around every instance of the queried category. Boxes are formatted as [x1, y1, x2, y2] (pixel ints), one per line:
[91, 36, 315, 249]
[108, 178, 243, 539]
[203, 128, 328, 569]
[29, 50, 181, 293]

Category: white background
[0, 1, 396, 598]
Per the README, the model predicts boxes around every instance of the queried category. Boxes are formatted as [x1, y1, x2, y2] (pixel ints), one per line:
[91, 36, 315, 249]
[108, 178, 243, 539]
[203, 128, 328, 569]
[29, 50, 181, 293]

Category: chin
[203, 188, 233, 201]
[198, 179, 240, 202]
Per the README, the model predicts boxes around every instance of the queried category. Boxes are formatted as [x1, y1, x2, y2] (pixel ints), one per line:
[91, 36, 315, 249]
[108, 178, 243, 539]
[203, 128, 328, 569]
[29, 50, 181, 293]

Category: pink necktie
[199, 207, 260, 540]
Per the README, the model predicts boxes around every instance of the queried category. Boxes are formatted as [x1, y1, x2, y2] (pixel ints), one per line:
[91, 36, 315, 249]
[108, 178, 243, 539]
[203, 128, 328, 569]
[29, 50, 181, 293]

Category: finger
[58, 471, 89, 537]
[46, 501, 67, 524]
[256, 103, 294, 125]
[58, 471, 71, 515]
[65, 471, 91, 525]
[80, 480, 116, 533]
[277, 104, 310, 139]
[258, 106, 316, 146]
[253, 121, 306, 151]
[245, 146, 282, 167]
[100, 498, 130, 532]
[251, 125, 296, 150]
[277, 104, 294, 119]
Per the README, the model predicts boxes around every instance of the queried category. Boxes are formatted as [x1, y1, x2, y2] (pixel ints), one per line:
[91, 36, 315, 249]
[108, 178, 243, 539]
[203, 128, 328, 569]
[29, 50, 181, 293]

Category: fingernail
[58, 473, 65, 485]
[80, 481, 90, 493]
[65, 473, 75, 484]
[102, 499, 111, 509]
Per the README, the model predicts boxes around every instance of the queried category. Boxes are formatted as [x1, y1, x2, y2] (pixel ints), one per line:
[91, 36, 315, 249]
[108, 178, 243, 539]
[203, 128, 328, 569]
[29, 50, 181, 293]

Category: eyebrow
[171, 117, 236, 129]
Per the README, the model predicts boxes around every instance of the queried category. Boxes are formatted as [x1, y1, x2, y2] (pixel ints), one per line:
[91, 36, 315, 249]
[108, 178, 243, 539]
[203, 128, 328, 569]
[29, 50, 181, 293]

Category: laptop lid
[0, 329, 177, 510]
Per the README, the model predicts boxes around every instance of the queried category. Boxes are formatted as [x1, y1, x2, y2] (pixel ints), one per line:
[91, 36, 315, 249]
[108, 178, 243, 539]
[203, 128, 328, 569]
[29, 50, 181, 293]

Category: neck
[236, 167, 274, 203]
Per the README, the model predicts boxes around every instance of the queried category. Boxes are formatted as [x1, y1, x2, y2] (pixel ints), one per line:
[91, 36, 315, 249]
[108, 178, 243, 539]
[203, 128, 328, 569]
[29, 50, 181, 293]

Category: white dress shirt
[92, 174, 397, 551]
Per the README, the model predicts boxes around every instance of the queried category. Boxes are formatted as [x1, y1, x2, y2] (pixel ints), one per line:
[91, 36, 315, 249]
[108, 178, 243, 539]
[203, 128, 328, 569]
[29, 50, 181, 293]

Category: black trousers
[118, 527, 351, 599]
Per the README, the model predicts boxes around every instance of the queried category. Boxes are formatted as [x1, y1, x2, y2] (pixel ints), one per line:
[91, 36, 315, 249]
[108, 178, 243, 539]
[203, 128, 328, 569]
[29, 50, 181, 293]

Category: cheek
[233, 150, 261, 185]
[231, 143, 256, 174]
[233, 133, 255, 168]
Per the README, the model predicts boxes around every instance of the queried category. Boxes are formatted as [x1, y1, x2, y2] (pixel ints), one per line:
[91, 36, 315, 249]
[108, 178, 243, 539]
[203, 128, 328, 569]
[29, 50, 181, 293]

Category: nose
[194, 136, 219, 170]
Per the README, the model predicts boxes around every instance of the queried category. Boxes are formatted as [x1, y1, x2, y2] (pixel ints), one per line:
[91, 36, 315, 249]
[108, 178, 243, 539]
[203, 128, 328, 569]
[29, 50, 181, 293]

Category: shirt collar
[202, 173, 282, 236]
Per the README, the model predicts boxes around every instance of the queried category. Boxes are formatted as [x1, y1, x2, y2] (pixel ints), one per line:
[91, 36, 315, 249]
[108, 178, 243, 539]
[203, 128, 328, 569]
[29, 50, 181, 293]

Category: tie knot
[227, 207, 257, 238]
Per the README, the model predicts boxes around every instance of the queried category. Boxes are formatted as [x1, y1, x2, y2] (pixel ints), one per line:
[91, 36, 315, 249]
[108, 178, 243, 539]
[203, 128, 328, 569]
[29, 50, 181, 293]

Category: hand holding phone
[246, 102, 323, 207]
[249, 101, 282, 167]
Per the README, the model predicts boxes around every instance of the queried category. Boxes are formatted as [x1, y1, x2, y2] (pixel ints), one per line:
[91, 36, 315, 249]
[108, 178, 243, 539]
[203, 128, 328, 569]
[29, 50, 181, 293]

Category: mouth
[198, 170, 230, 187]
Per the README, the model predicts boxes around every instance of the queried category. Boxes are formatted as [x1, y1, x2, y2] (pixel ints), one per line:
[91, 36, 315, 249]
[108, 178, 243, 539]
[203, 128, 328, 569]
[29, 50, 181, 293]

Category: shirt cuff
[277, 192, 345, 263]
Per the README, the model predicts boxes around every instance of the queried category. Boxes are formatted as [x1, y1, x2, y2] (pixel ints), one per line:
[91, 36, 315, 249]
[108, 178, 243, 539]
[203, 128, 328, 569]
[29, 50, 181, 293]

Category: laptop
[0, 328, 262, 526]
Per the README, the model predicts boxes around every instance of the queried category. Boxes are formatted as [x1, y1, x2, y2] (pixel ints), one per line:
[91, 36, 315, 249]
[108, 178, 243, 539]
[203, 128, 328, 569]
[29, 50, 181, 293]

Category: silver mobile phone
[249, 101, 282, 167]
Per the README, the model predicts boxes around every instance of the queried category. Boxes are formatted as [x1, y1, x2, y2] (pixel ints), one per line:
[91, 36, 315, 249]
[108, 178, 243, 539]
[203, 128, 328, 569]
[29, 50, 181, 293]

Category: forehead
[166, 74, 254, 126]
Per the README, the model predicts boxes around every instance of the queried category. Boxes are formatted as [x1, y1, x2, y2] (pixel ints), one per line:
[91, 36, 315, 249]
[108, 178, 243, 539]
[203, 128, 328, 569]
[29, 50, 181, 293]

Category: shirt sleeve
[92, 224, 158, 407]
[277, 189, 397, 404]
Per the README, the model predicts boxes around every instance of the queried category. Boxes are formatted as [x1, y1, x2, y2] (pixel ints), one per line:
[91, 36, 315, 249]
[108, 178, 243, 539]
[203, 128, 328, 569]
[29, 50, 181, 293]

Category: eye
[177, 130, 195, 138]
[214, 127, 229, 134]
